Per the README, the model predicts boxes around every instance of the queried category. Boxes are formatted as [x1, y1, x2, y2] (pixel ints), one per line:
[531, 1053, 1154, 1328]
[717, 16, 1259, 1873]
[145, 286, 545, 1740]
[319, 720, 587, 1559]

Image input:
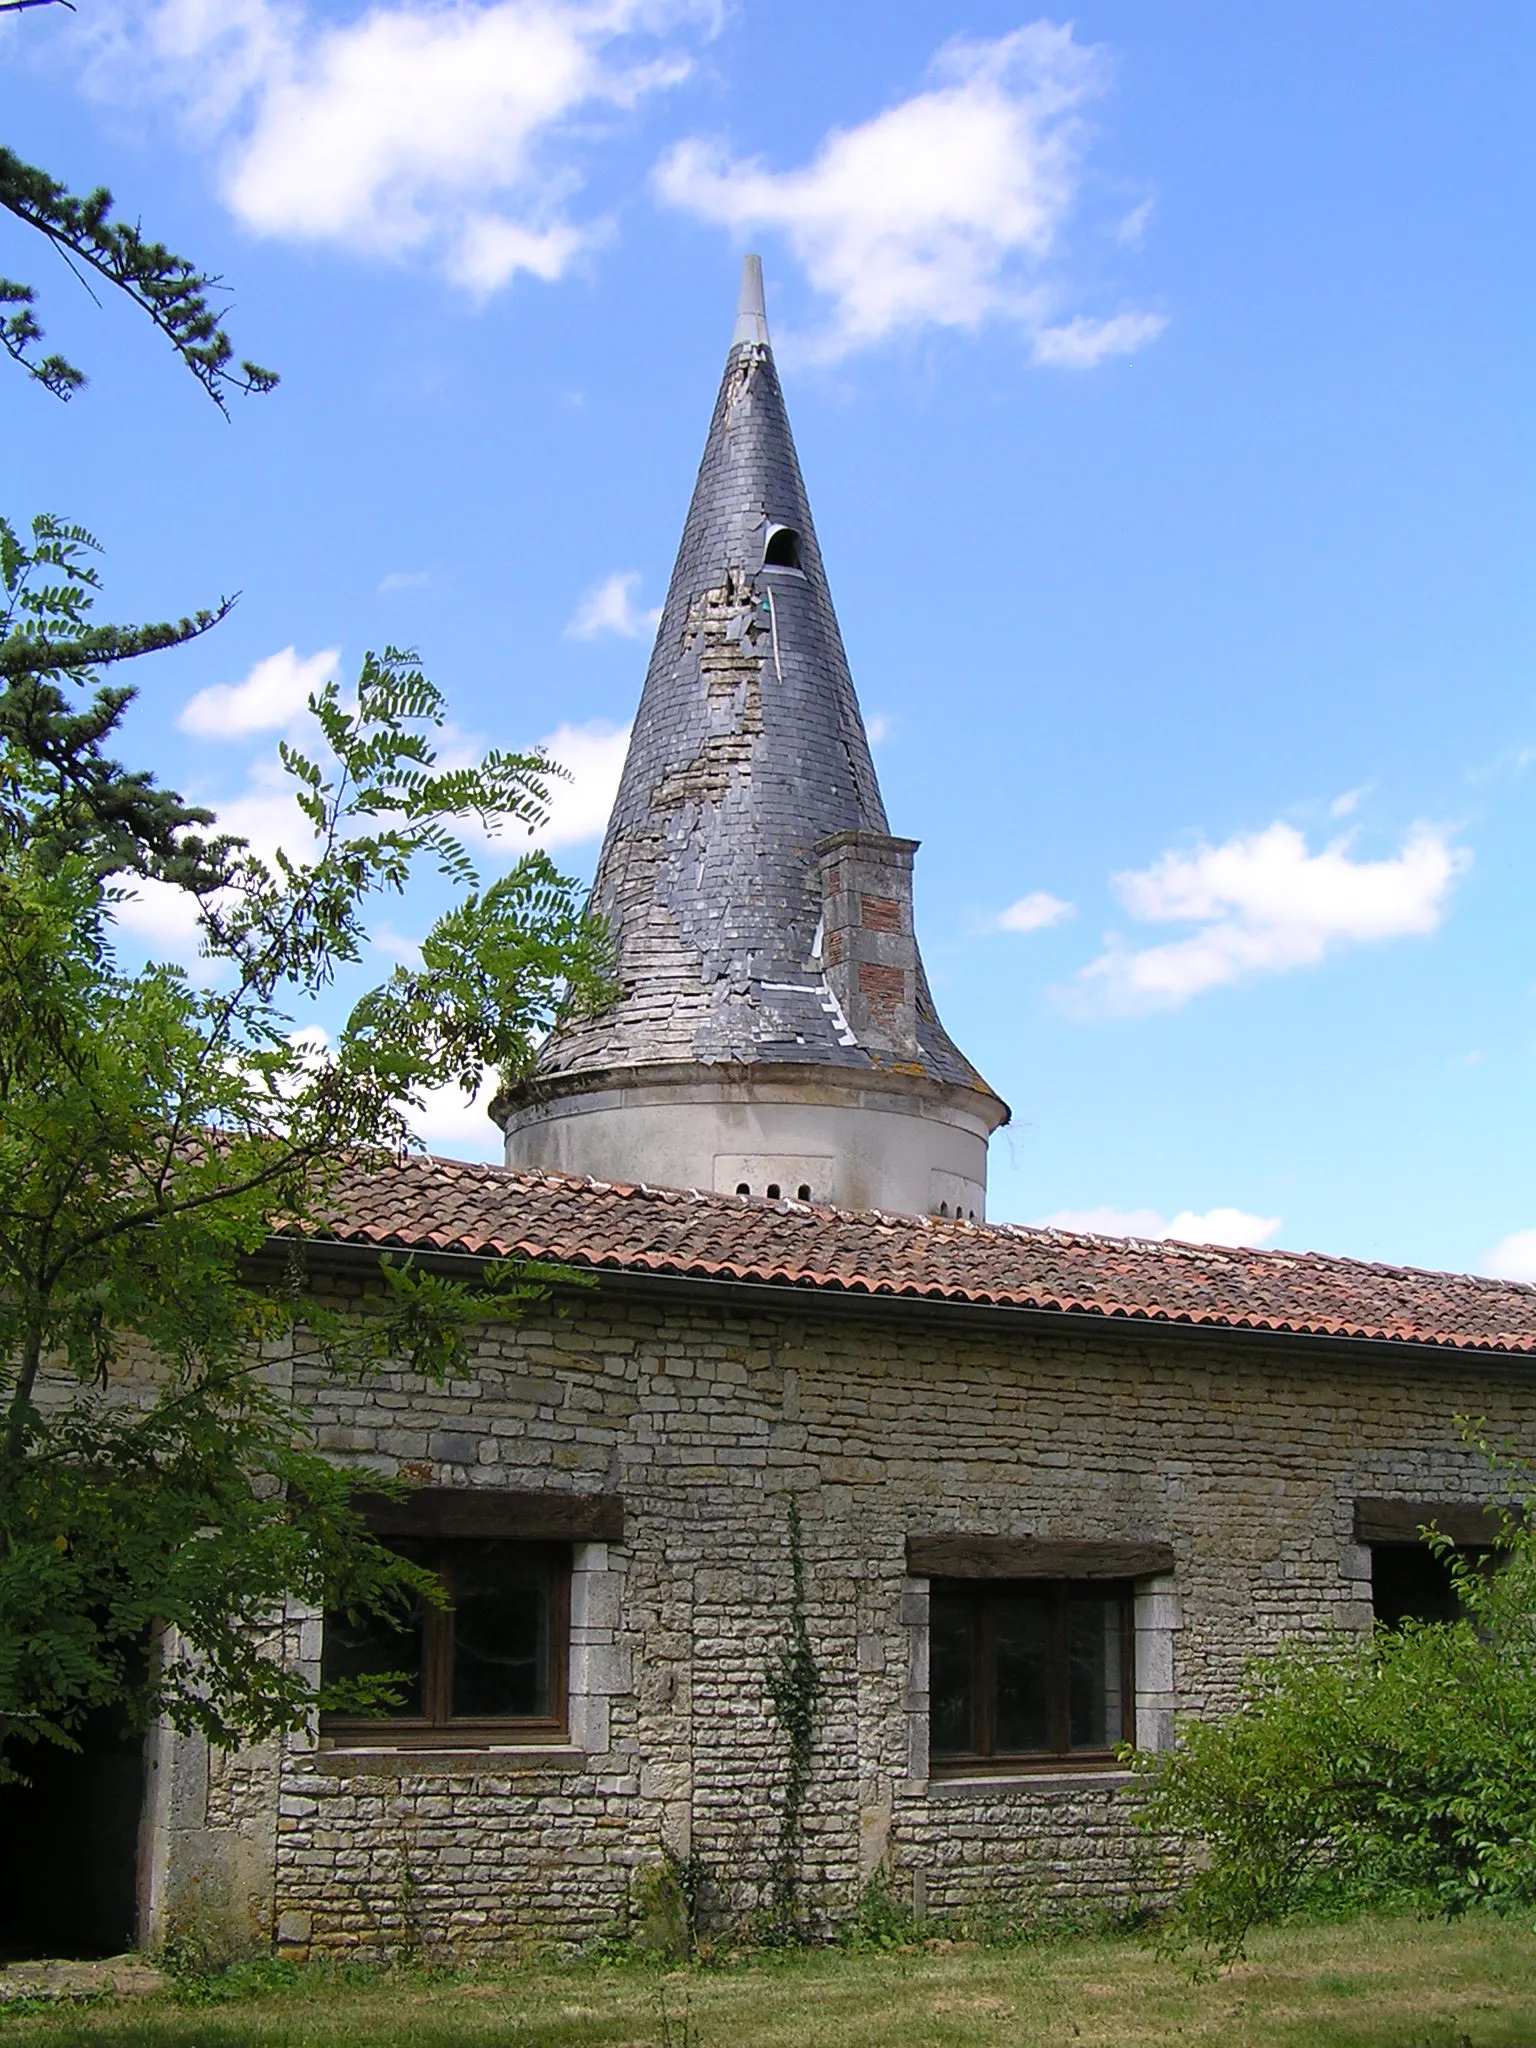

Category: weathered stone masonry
[157, 1261, 1536, 1957]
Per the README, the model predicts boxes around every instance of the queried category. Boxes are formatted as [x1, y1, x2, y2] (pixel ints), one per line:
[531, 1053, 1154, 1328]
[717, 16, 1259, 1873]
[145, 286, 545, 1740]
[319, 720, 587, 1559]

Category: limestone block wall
[196, 1271, 1536, 1955]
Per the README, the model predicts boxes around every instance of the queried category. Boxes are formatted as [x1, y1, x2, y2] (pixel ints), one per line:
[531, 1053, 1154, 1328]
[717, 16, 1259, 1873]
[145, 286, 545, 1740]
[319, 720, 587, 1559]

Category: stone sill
[921, 1769, 1135, 1798]
[310, 1746, 588, 1777]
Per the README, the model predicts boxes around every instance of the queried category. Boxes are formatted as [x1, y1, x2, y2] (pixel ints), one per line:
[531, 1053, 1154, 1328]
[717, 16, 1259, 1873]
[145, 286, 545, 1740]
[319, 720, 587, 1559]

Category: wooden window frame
[928, 1577, 1136, 1776]
[322, 1539, 571, 1750]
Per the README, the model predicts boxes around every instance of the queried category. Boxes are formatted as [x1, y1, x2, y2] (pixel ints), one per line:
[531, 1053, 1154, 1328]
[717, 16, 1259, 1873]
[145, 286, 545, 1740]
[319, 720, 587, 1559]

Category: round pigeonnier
[495, 257, 1010, 1218]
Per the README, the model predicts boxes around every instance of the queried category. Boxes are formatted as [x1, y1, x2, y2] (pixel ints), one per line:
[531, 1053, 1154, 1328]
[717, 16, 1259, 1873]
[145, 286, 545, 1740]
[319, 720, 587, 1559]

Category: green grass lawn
[3, 1914, 1533, 2048]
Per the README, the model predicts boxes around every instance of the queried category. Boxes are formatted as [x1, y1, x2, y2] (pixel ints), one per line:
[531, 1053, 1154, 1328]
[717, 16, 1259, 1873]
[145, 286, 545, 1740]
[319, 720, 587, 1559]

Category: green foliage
[0, 0, 612, 1818]
[632, 1855, 699, 1960]
[0, 535, 616, 1775]
[836, 1872, 923, 1953]
[765, 1499, 825, 1935]
[0, 513, 235, 884]
[1132, 1430, 1536, 1965]
[0, 140, 275, 408]
[667, 1846, 710, 1953]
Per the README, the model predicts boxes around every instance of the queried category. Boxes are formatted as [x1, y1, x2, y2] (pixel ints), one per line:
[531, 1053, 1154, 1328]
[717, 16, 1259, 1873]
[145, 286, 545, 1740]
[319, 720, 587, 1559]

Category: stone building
[149, 1170, 1536, 1957]
[14, 261, 1536, 1960]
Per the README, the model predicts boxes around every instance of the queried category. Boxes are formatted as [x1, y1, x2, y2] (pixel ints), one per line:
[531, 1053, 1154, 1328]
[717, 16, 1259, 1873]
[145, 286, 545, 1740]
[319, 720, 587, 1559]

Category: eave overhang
[260, 1230, 1536, 1380]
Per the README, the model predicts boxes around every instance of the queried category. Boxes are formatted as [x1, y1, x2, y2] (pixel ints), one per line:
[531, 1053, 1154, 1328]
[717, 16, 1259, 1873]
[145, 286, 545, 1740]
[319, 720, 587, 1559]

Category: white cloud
[76, 0, 702, 291]
[566, 571, 662, 640]
[115, 697, 624, 984]
[1479, 1231, 1536, 1284]
[864, 713, 893, 747]
[655, 23, 1161, 363]
[1072, 820, 1468, 1015]
[111, 873, 209, 963]
[533, 719, 630, 849]
[109, 749, 324, 973]
[179, 646, 339, 740]
[378, 569, 431, 594]
[410, 1066, 506, 1161]
[1041, 1205, 1282, 1249]
[370, 923, 425, 968]
[1113, 194, 1154, 246]
[1030, 309, 1166, 369]
[1330, 784, 1372, 819]
[997, 890, 1074, 934]
[132, 698, 621, 974]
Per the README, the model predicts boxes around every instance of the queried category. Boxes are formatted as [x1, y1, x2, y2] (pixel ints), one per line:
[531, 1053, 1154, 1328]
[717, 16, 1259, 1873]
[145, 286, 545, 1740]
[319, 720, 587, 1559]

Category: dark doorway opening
[0, 1706, 145, 1960]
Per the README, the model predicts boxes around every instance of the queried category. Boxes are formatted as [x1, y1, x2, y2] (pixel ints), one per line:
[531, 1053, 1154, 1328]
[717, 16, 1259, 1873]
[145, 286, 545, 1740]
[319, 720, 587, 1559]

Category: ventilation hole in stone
[938, 1201, 950, 1217]
[736, 1183, 750, 1196]
[764, 525, 801, 569]
[797, 1184, 812, 1202]
[766, 1183, 782, 1201]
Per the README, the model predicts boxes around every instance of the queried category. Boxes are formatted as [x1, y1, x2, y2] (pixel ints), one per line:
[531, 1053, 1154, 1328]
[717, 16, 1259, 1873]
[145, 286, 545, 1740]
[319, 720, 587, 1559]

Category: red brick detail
[857, 961, 907, 1025]
[860, 894, 903, 933]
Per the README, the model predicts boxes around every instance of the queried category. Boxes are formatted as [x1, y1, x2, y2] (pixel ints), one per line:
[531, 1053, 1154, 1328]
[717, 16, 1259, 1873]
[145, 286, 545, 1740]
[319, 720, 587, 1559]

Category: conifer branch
[0, 147, 277, 409]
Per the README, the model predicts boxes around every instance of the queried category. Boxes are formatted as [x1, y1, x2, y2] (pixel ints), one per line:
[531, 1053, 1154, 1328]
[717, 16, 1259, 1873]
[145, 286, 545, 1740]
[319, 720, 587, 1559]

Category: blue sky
[6, 2, 1536, 1276]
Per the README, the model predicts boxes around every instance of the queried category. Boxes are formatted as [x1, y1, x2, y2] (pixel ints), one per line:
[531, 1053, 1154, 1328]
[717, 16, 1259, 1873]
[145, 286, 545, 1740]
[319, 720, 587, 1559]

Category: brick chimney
[815, 830, 921, 1057]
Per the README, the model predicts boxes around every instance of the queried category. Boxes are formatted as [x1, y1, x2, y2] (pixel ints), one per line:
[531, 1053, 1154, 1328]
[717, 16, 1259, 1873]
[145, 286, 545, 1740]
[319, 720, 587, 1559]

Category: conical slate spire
[537, 256, 985, 1093]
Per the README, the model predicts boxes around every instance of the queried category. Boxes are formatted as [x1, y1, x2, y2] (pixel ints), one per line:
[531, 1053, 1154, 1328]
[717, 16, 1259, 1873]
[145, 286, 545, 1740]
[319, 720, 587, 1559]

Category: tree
[1, 0, 277, 865]
[0, 533, 615, 1777]
[0, 4, 615, 1783]
[1132, 1432, 1536, 1964]
[1, 0, 275, 410]
[1, 515, 237, 885]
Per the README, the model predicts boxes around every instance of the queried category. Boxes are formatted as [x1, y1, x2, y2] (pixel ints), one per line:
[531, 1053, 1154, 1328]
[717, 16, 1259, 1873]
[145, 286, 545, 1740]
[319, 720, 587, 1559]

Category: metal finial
[732, 253, 771, 348]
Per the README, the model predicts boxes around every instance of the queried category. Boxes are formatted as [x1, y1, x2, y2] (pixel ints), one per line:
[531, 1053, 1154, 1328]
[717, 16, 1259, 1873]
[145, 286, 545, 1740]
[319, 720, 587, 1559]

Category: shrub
[1133, 1433, 1536, 1962]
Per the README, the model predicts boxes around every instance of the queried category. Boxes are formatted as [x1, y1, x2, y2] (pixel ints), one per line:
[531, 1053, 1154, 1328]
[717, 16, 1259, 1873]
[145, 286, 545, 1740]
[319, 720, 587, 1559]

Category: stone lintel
[1353, 1497, 1506, 1546]
[354, 1486, 624, 1543]
[906, 1535, 1177, 1580]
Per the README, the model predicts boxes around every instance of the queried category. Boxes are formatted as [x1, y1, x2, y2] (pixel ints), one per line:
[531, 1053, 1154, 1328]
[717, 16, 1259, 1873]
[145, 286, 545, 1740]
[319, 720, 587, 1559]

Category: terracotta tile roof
[293, 1155, 1536, 1358]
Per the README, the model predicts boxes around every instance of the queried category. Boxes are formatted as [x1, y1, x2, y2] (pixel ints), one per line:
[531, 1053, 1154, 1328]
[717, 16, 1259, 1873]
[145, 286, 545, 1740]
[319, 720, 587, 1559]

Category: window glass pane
[929, 1594, 975, 1756]
[993, 1589, 1052, 1753]
[321, 1599, 425, 1718]
[1066, 1593, 1122, 1750]
[449, 1542, 551, 1719]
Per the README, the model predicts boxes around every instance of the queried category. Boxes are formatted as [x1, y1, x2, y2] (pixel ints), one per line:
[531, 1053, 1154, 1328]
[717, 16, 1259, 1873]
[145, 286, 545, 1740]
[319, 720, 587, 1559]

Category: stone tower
[497, 257, 1008, 1216]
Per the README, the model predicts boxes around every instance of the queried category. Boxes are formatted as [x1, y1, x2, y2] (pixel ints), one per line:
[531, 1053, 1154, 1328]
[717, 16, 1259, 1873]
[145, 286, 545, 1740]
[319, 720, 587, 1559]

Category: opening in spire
[764, 524, 802, 570]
